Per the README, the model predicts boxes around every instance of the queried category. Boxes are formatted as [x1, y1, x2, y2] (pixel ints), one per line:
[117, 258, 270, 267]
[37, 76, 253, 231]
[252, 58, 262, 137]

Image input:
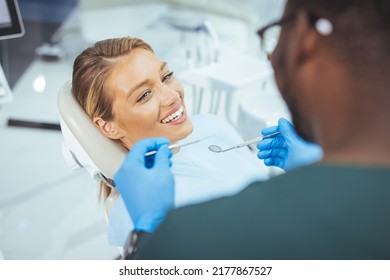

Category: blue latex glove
[114, 137, 174, 232]
[257, 118, 323, 171]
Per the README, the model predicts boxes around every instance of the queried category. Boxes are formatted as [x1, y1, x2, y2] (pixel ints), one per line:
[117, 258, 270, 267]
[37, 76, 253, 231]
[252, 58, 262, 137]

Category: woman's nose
[160, 85, 180, 107]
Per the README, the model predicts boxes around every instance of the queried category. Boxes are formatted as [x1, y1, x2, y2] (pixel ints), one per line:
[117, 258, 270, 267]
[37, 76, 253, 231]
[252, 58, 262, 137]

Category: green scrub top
[135, 163, 390, 260]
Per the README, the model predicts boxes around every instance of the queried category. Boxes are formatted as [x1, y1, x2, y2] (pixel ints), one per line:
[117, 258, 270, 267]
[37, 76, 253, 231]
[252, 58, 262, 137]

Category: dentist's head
[264, 0, 390, 165]
[72, 37, 193, 150]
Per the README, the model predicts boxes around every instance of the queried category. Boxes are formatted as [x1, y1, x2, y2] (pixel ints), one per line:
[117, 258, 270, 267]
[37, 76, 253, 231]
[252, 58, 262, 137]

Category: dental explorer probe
[208, 132, 281, 153]
[145, 136, 209, 157]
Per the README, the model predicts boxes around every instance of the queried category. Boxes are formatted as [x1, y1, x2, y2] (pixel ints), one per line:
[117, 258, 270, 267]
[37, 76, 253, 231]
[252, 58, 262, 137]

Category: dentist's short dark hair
[287, 0, 390, 70]
[289, 0, 390, 29]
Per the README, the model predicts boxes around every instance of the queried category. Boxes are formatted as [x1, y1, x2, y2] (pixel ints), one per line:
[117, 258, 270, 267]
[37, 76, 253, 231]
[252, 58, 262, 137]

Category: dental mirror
[208, 145, 223, 153]
[208, 132, 280, 153]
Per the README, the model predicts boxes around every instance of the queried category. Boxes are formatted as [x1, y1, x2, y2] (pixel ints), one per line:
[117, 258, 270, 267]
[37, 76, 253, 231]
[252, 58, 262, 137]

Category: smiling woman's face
[94, 48, 193, 149]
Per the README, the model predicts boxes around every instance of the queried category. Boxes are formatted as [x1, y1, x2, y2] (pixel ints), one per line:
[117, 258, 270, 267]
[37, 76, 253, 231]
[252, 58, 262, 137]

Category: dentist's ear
[93, 117, 122, 140]
[294, 12, 333, 66]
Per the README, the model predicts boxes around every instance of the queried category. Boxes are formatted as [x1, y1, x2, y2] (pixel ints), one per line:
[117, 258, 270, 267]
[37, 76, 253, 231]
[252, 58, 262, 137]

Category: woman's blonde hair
[72, 36, 153, 120]
[72, 36, 154, 199]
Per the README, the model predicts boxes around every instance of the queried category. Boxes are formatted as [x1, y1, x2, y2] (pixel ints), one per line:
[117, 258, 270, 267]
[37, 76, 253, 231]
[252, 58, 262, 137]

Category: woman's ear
[93, 117, 122, 140]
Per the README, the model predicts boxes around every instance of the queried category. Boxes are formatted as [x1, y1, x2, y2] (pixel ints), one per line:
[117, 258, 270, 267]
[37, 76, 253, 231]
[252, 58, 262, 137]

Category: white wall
[79, 0, 286, 25]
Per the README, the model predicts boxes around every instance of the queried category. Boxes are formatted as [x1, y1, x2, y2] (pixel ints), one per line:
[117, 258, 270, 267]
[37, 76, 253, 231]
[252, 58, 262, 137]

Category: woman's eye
[137, 90, 151, 102]
[162, 71, 174, 82]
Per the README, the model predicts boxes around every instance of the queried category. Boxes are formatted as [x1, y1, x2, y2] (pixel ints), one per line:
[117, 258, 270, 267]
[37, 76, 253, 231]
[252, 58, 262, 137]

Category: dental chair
[57, 81, 127, 216]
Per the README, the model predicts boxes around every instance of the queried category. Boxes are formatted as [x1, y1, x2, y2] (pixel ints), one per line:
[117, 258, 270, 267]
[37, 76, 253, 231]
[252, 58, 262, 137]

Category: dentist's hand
[257, 118, 323, 171]
[114, 137, 174, 232]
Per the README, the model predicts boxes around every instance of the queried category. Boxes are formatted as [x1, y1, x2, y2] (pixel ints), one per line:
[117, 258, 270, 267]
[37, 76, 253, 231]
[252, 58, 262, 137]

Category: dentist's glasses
[257, 12, 333, 59]
[257, 13, 296, 59]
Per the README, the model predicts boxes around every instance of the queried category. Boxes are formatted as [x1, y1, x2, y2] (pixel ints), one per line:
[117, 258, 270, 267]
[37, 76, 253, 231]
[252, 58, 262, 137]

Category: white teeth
[162, 107, 184, 124]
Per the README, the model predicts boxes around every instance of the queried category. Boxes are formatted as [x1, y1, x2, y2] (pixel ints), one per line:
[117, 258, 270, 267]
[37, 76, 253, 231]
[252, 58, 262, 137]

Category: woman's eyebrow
[127, 80, 151, 97]
[127, 62, 168, 97]
[161, 62, 168, 71]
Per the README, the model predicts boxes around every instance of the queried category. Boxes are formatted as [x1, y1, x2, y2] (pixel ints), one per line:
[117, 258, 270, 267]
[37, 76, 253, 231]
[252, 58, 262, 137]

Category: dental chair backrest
[57, 81, 128, 189]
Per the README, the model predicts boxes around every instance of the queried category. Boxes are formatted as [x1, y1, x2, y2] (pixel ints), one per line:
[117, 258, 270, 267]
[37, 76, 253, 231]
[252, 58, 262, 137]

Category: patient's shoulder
[191, 114, 238, 136]
[190, 114, 244, 143]
[191, 113, 225, 124]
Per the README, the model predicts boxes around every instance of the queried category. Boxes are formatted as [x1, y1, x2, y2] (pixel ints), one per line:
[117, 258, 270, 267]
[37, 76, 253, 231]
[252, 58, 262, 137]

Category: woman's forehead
[115, 49, 166, 74]
[106, 49, 166, 95]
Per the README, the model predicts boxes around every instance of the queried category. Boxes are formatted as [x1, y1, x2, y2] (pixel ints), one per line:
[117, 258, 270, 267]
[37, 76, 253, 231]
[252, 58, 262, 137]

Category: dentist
[115, 0, 390, 259]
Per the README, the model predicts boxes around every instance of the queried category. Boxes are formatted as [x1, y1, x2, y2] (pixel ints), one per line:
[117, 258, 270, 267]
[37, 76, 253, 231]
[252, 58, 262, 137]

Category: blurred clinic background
[0, 0, 288, 259]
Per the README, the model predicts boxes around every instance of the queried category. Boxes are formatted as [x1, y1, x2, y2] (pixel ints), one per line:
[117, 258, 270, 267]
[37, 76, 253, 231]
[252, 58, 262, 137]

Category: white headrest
[57, 81, 128, 186]
[60, 117, 100, 179]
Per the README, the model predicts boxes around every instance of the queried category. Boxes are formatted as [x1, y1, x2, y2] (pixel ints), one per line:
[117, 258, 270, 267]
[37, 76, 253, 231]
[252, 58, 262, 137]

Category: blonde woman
[72, 37, 267, 249]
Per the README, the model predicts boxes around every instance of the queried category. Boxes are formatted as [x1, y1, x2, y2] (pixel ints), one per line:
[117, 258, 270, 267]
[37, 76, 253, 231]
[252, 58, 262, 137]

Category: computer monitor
[0, 0, 23, 104]
[0, 0, 24, 40]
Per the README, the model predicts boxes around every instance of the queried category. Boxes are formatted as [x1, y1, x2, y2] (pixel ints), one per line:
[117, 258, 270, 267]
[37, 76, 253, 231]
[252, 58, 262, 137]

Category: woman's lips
[162, 109, 187, 125]
[169, 110, 187, 125]
[161, 106, 185, 124]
